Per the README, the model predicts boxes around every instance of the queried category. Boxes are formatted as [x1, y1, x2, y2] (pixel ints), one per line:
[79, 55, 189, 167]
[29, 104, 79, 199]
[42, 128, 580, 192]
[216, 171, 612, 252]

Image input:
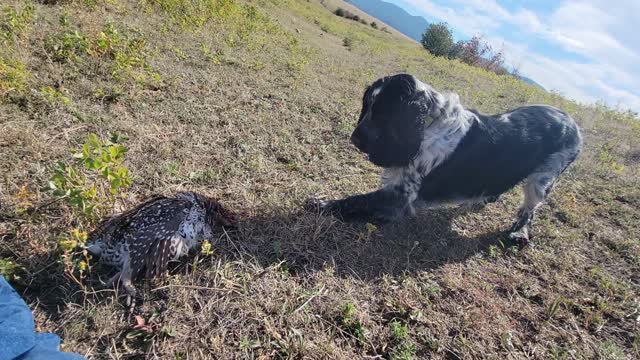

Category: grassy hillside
[1, 0, 639, 358]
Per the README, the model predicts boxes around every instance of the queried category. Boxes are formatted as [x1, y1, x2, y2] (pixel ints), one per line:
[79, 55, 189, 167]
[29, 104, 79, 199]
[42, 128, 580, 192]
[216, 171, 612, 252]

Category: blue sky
[388, 0, 640, 113]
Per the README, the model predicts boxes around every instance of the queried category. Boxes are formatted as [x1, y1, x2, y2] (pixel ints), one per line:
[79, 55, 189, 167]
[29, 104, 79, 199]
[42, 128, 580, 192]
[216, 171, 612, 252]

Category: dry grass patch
[1, 0, 639, 358]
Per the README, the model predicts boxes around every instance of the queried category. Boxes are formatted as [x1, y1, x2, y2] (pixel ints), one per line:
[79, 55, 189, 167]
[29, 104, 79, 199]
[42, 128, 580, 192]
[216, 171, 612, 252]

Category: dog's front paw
[508, 230, 533, 249]
[304, 197, 334, 214]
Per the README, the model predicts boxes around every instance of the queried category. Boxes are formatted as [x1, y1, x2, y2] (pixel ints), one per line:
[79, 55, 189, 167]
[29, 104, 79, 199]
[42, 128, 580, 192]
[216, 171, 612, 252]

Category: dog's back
[419, 105, 582, 204]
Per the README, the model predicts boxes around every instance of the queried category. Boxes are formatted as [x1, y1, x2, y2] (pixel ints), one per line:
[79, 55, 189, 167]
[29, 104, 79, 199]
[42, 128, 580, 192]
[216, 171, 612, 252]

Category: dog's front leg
[312, 187, 410, 223]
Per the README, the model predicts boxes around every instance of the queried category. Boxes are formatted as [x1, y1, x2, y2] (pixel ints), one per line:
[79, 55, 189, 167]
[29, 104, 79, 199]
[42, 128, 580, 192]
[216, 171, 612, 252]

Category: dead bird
[86, 192, 236, 300]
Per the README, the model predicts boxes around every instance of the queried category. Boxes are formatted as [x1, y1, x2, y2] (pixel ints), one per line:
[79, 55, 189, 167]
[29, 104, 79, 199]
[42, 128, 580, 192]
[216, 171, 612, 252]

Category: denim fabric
[0, 276, 85, 360]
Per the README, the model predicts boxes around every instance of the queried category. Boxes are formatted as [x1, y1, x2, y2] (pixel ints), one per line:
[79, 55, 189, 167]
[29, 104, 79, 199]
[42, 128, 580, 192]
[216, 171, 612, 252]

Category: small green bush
[0, 258, 20, 281]
[389, 321, 417, 360]
[342, 36, 353, 50]
[40, 85, 71, 107]
[46, 133, 132, 221]
[96, 23, 156, 81]
[1, 4, 35, 43]
[0, 57, 28, 98]
[340, 303, 365, 345]
[45, 30, 90, 63]
[421, 22, 453, 57]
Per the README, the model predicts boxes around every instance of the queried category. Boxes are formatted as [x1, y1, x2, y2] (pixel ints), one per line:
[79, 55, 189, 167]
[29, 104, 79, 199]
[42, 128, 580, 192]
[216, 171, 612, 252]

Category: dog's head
[350, 74, 441, 168]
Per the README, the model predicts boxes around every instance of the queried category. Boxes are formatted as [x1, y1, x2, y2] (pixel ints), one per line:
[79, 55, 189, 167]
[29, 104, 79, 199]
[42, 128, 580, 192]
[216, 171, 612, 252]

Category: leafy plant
[58, 228, 92, 285]
[342, 36, 353, 49]
[48, 133, 131, 284]
[598, 340, 626, 360]
[597, 143, 625, 177]
[1, 4, 35, 43]
[339, 303, 365, 344]
[0, 258, 20, 280]
[46, 30, 90, 63]
[0, 57, 28, 98]
[545, 295, 565, 320]
[200, 240, 214, 256]
[390, 320, 409, 340]
[40, 85, 71, 107]
[356, 222, 377, 241]
[46, 133, 132, 221]
[389, 321, 417, 360]
[94, 22, 158, 82]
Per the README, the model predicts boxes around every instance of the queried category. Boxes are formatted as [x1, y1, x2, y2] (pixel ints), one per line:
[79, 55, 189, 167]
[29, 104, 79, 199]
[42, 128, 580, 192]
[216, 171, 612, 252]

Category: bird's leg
[121, 274, 137, 300]
[100, 270, 139, 312]
[118, 266, 141, 312]
[103, 271, 122, 288]
[105, 262, 140, 312]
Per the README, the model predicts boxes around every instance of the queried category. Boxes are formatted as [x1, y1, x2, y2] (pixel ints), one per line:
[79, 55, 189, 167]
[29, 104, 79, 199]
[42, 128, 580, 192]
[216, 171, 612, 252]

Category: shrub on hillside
[333, 7, 373, 27]
[421, 22, 453, 57]
[448, 40, 464, 59]
[451, 35, 507, 74]
[343, 36, 353, 49]
[420, 22, 509, 76]
[370, 21, 378, 29]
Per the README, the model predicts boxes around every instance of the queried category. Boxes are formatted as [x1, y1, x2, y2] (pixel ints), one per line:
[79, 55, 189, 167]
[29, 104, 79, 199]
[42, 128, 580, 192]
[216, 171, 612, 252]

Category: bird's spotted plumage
[86, 192, 236, 297]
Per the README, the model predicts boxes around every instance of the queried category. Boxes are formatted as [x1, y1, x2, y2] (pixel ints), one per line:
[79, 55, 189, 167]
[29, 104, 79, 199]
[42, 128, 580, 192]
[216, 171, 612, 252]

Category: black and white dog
[314, 73, 582, 244]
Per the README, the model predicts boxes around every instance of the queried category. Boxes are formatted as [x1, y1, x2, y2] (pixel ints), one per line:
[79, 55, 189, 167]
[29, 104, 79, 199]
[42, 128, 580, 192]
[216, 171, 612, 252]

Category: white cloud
[395, 0, 640, 113]
[547, 2, 639, 67]
[497, 37, 640, 113]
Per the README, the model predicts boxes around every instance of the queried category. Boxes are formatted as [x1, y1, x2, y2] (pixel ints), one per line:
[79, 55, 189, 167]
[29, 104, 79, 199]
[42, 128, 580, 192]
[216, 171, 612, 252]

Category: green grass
[0, 0, 639, 358]
[0, 57, 28, 97]
[389, 320, 416, 360]
[339, 303, 366, 344]
[1, 3, 34, 42]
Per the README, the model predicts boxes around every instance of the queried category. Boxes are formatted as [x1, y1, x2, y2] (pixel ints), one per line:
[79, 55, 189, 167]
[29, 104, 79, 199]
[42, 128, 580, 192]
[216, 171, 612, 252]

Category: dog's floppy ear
[410, 81, 444, 127]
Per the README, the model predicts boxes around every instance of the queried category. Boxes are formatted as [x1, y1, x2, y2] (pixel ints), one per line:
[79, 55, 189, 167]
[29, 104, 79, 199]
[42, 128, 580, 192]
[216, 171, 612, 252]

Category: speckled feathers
[86, 192, 236, 293]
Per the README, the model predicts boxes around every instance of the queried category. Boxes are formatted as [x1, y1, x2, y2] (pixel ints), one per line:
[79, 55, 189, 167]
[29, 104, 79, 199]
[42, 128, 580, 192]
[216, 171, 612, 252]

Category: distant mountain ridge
[346, 0, 428, 42]
[517, 75, 546, 90]
[346, 0, 546, 91]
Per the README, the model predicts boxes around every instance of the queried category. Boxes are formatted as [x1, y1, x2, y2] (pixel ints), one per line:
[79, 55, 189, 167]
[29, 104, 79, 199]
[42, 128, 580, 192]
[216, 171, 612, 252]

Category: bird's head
[203, 197, 238, 229]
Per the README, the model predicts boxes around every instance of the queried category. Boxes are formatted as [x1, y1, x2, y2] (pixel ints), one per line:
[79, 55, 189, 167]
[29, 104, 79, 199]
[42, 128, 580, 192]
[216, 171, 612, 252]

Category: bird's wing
[126, 198, 190, 280]
[88, 195, 169, 245]
[144, 234, 174, 280]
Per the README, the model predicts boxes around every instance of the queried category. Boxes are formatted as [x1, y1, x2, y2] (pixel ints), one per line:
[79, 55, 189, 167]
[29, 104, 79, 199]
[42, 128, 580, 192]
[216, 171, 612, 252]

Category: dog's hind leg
[509, 149, 579, 245]
[509, 173, 554, 244]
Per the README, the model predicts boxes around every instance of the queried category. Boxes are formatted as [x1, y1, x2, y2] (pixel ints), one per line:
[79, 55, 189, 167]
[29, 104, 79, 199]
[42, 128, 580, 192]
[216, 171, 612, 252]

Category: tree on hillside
[448, 40, 465, 59]
[421, 22, 454, 57]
